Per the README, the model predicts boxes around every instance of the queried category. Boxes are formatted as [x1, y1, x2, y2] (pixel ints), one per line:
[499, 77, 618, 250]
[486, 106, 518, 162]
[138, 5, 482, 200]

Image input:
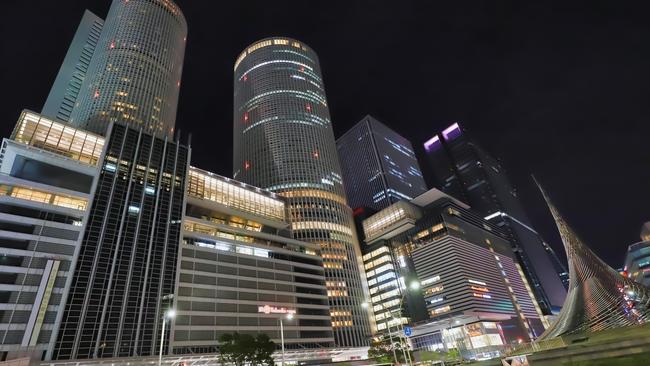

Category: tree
[368, 337, 409, 364]
[251, 333, 276, 366]
[219, 332, 276, 366]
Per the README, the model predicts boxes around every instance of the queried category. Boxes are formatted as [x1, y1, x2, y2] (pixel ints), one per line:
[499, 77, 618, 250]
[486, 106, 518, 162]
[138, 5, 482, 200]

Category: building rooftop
[411, 187, 470, 209]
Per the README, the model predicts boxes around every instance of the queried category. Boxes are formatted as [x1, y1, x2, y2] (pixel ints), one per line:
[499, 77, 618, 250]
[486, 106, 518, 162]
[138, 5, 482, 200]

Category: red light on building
[300, 66, 305, 72]
[110, 41, 115, 49]
[353, 207, 365, 216]
[177, 80, 181, 87]
[93, 90, 100, 98]
[244, 161, 251, 170]
[243, 74, 248, 81]
[243, 112, 249, 123]
[312, 150, 319, 158]
[306, 103, 311, 112]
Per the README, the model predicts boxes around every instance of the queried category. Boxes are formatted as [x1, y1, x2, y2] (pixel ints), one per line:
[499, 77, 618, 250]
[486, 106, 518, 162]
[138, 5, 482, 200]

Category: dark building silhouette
[423, 123, 566, 314]
[337, 115, 427, 211]
[53, 124, 189, 359]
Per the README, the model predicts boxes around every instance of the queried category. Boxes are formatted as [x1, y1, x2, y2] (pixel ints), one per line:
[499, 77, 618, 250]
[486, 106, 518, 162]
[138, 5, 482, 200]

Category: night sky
[2, 1, 649, 268]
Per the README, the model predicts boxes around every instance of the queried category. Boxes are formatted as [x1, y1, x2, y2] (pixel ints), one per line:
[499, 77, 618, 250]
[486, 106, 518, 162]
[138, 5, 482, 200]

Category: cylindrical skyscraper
[233, 38, 371, 347]
[69, 0, 187, 136]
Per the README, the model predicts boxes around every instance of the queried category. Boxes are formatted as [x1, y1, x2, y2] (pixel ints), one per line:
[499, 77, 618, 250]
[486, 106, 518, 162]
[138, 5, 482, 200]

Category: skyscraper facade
[42, 10, 104, 123]
[337, 115, 427, 211]
[361, 189, 547, 356]
[68, 0, 187, 136]
[423, 123, 566, 314]
[233, 38, 371, 346]
[53, 124, 189, 360]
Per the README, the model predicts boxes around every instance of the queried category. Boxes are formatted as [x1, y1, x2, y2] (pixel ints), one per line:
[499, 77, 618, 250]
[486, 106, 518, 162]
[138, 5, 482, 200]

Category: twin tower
[43, 0, 370, 348]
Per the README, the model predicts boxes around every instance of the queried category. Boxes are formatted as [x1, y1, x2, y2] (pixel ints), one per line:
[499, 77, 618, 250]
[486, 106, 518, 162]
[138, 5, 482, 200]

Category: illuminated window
[12, 111, 105, 165]
[187, 167, 284, 221]
[1, 185, 88, 211]
[324, 262, 343, 269]
[432, 305, 451, 316]
[424, 285, 444, 296]
[421, 275, 441, 286]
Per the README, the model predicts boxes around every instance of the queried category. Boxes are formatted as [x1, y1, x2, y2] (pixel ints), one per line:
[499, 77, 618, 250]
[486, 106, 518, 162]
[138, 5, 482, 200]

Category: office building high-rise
[361, 189, 547, 357]
[53, 124, 189, 360]
[67, 0, 187, 136]
[624, 222, 650, 288]
[423, 122, 566, 314]
[42, 10, 104, 123]
[337, 115, 427, 211]
[0, 111, 102, 360]
[174, 168, 334, 354]
[233, 38, 371, 347]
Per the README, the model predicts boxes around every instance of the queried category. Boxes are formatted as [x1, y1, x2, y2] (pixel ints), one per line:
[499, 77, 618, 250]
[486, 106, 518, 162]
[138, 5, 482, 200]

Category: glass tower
[337, 115, 427, 211]
[423, 122, 567, 314]
[68, 0, 187, 136]
[42, 10, 104, 123]
[233, 38, 371, 347]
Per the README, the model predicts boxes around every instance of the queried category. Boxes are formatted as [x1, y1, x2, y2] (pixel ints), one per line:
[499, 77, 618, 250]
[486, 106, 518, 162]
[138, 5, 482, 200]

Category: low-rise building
[172, 168, 334, 353]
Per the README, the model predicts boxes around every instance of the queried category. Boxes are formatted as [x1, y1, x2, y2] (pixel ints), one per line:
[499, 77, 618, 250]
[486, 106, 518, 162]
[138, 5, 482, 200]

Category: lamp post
[393, 280, 419, 366]
[258, 305, 295, 366]
[159, 309, 175, 366]
[280, 313, 293, 366]
[366, 280, 420, 366]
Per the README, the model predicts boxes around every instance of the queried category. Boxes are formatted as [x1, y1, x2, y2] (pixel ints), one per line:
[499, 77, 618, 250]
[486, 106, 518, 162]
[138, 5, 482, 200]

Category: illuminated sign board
[258, 305, 296, 315]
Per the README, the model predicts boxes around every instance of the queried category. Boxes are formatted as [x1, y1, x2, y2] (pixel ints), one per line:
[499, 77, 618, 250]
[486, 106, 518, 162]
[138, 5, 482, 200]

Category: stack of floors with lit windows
[360, 188, 548, 359]
[0, 111, 102, 360]
[173, 167, 334, 354]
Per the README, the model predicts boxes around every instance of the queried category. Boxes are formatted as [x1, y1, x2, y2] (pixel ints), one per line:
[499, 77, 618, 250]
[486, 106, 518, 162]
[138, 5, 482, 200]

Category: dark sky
[2, 1, 649, 268]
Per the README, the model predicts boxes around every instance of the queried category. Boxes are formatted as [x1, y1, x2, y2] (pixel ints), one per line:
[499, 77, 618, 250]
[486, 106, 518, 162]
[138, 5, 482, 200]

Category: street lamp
[392, 280, 420, 366]
[257, 305, 296, 366]
[159, 309, 175, 366]
[280, 313, 293, 366]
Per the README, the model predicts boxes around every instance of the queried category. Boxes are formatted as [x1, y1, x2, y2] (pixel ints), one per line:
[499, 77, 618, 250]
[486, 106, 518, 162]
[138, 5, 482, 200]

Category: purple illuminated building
[422, 122, 566, 315]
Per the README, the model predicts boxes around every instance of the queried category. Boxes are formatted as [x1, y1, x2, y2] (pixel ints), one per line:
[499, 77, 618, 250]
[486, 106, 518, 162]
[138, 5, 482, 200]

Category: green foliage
[368, 337, 411, 364]
[219, 332, 276, 366]
[447, 348, 460, 360]
[368, 344, 394, 364]
[418, 349, 461, 362]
